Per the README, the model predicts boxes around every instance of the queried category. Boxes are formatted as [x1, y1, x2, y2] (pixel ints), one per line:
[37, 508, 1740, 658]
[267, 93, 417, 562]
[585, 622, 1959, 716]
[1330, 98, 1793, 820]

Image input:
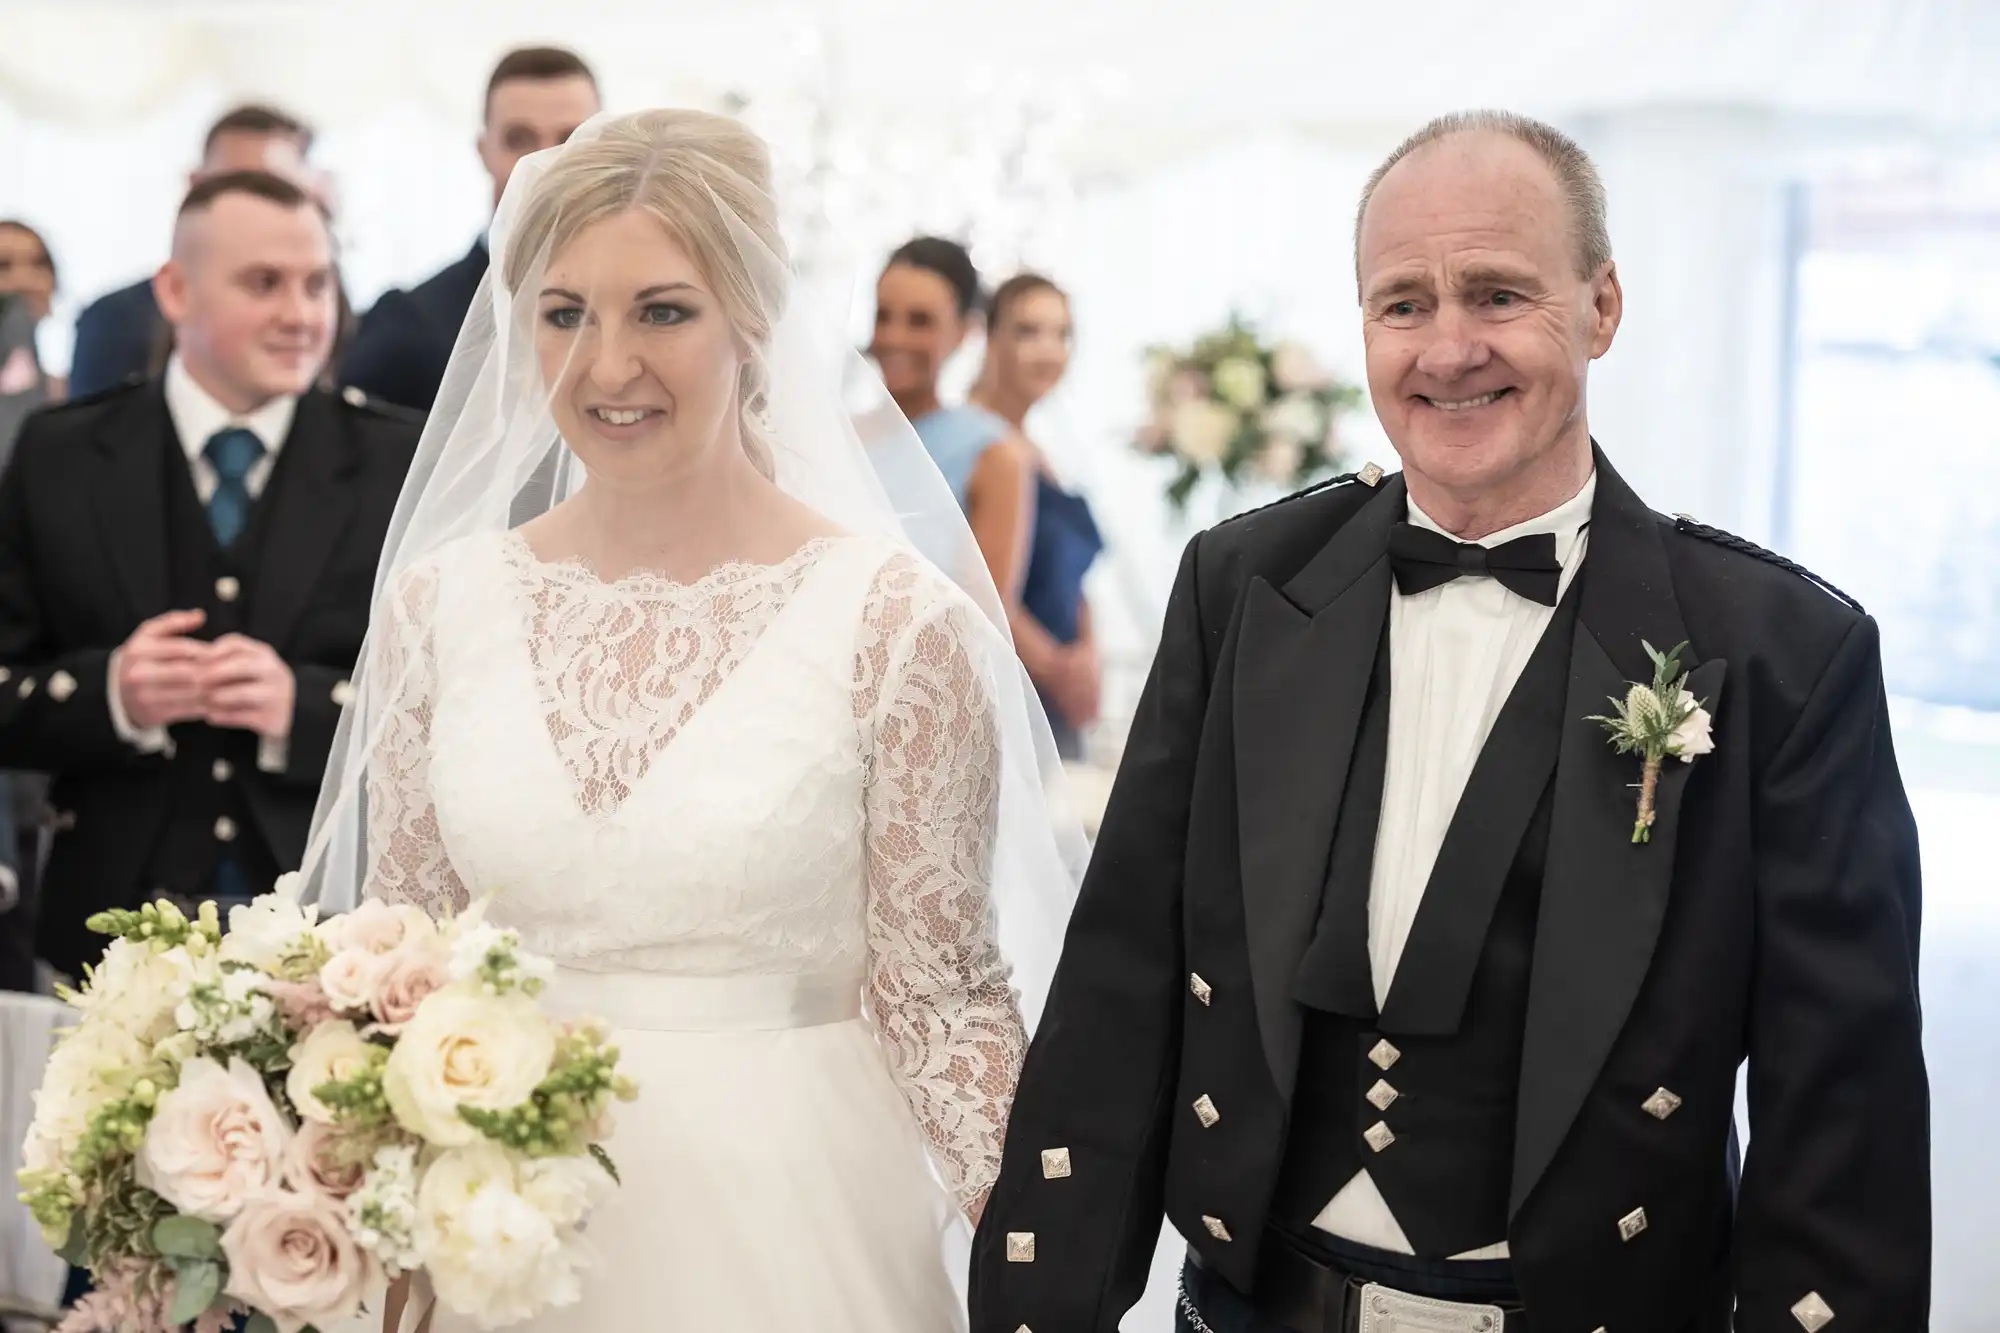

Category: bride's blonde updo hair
[501, 108, 789, 479]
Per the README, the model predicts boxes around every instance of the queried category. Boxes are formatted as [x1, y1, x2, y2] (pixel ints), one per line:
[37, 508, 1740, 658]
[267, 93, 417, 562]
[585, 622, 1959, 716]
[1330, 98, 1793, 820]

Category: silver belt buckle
[1355, 1282, 1504, 1333]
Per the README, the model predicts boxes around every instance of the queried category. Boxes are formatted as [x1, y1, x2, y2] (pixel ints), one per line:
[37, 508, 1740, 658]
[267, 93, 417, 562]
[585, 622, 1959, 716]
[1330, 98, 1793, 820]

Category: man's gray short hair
[1354, 110, 1612, 283]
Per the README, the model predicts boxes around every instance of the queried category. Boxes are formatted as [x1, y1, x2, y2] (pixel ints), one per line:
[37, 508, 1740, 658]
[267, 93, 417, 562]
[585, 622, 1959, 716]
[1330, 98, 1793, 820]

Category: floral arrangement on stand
[17, 879, 634, 1333]
[1135, 314, 1363, 510]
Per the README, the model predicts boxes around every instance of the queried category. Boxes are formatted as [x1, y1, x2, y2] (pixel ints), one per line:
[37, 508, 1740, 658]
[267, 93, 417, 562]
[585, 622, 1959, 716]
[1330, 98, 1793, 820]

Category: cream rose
[318, 948, 386, 1016]
[1211, 356, 1267, 411]
[369, 940, 451, 1035]
[382, 988, 554, 1145]
[135, 1056, 291, 1222]
[284, 1120, 367, 1199]
[286, 1021, 379, 1124]
[1255, 436, 1306, 485]
[1169, 400, 1239, 466]
[221, 1187, 376, 1333]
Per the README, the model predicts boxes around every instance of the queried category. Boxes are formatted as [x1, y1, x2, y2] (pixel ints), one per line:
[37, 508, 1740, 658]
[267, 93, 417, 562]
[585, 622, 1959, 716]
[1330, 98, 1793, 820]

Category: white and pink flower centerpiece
[17, 876, 633, 1333]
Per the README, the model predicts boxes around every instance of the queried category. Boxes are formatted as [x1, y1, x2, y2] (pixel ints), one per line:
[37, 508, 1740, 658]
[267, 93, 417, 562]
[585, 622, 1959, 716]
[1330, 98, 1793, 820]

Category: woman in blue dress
[968, 274, 1103, 759]
[869, 237, 1036, 598]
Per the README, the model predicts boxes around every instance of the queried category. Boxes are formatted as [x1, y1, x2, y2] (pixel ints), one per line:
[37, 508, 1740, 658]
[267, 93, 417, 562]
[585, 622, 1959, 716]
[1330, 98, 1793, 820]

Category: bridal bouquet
[17, 879, 634, 1333]
[1134, 314, 1362, 509]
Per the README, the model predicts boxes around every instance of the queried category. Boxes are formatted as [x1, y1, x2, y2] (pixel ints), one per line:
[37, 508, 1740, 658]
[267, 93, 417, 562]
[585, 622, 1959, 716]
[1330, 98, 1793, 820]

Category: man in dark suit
[339, 45, 599, 410]
[971, 112, 1928, 1333]
[68, 105, 319, 399]
[0, 170, 419, 982]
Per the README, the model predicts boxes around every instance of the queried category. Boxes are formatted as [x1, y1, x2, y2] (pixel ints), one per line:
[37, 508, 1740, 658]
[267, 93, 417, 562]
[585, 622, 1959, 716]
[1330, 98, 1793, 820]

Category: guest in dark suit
[971, 112, 1927, 1333]
[67, 105, 317, 399]
[0, 170, 419, 983]
[339, 45, 599, 410]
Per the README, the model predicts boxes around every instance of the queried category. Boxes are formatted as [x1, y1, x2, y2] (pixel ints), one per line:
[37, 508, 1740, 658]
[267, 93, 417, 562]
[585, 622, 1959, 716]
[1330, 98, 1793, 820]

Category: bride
[303, 109, 1085, 1330]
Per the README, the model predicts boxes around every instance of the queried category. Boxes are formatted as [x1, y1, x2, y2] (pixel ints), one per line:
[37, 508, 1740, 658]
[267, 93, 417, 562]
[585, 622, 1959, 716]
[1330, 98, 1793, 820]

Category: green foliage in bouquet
[458, 1024, 637, 1158]
[1135, 313, 1363, 510]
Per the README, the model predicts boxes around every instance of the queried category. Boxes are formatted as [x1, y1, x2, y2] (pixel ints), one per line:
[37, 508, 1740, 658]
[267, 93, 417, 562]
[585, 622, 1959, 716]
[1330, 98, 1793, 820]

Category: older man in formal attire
[68, 105, 320, 398]
[971, 111, 1928, 1333]
[339, 45, 599, 410]
[0, 170, 418, 984]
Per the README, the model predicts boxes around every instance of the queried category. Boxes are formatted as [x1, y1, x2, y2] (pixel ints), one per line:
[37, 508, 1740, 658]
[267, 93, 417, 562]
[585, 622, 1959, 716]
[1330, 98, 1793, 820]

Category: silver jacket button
[215, 575, 241, 603]
[1617, 1207, 1648, 1242]
[1641, 1088, 1683, 1120]
[1005, 1232, 1035, 1263]
[1790, 1293, 1834, 1332]
[213, 816, 238, 843]
[212, 759, 234, 783]
[1040, 1147, 1071, 1179]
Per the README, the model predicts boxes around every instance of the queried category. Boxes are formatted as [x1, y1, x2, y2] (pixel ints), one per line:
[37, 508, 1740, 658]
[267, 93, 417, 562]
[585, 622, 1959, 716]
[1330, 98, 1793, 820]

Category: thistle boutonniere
[1588, 640, 1714, 844]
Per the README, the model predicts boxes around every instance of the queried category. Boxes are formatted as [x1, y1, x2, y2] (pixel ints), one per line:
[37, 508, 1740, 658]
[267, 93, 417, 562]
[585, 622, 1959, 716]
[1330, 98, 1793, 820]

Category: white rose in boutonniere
[1589, 641, 1713, 843]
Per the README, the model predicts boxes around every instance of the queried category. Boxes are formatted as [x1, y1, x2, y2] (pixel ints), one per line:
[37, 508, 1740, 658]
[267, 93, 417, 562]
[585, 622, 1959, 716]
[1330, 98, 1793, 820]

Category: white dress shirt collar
[163, 354, 297, 464]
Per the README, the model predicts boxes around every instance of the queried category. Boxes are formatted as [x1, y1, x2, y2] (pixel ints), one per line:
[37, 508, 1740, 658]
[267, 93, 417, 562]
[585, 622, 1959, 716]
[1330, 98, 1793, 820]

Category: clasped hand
[115, 608, 295, 738]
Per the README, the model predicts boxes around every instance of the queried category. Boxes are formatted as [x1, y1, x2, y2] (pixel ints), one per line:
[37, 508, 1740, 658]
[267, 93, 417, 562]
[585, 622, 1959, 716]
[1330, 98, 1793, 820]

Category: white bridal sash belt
[550, 965, 866, 1033]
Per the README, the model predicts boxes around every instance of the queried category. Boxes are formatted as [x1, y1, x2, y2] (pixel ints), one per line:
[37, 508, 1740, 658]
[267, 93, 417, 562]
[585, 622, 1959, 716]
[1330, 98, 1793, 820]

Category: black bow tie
[1387, 522, 1562, 606]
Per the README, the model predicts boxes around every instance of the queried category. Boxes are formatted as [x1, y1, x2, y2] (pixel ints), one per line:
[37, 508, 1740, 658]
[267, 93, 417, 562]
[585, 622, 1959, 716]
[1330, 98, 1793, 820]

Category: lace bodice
[360, 531, 1024, 1208]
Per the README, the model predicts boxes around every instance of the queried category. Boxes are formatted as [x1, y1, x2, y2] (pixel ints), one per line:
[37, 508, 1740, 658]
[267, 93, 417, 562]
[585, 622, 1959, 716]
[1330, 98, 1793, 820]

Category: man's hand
[114, 609, 211, 729]
[201, 634, 295, 741]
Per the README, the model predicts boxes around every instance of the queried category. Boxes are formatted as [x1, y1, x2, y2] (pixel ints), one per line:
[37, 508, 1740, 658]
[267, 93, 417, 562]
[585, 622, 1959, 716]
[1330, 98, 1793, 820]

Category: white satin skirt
[434, 967, 969, 1332]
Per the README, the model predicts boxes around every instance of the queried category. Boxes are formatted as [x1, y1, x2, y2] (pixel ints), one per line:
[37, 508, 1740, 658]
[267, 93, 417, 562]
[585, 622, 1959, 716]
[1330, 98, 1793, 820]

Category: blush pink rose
[221, 1188, 376, 1333]
[369, 941, 451, 1036]
[134, 1057, 292, 1223]
[318, 949, 386, 1017]
[283, 1120, 367, 1200]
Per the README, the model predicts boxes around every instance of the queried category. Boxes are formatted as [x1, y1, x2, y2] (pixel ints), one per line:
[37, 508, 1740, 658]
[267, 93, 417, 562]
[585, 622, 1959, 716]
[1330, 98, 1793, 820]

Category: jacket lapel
[246, 391, 360, 649]
[91, 384, 175, 622]
[1234, 473, 1404, 1099]
[1510, 451, 1728, 1217]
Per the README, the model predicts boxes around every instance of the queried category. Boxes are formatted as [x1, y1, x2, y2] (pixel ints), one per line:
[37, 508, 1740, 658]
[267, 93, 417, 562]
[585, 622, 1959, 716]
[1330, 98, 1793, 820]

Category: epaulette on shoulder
[336, 384, 424, 426]
[1670, 513, 1864, 614]
[1215, 461, 1388, 528]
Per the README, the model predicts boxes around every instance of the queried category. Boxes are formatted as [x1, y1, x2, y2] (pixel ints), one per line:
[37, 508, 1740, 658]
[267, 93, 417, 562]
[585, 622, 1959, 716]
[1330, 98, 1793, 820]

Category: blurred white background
[0, 0, 1994, 1326]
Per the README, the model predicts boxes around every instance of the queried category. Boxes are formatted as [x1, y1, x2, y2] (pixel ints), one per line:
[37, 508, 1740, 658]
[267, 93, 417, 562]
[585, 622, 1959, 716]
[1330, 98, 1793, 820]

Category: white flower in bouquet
[221, 875, 320, 971]
[1255, 436, 1307, 485]
[1169, 399, 1240, 466]
[21, 1019, 149, 1175]
[517, 1154, 614, 1230]
[1143, 347, 1179, 400]
[77, 936, 199, 1043]
[135, 1055, 293, 1222]
[1212, 356, 1268, 411]
[174, 961, 279, 1048]
[417, 1143, 590, 1329]
[220, 1186, 376, 1333]
[1261, 393, 1326, 447]
[382, 987, 556, 1146]
[346, 1143, 422, 1273]
[446, 916, 554, 996]
[1271, 340, 1329, 392]
[286, 1020, 380, 1124]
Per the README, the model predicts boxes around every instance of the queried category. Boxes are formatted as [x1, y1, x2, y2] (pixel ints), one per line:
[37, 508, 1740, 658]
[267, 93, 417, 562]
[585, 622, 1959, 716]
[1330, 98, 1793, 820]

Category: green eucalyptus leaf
[56, 1213, 87, 1266]
[153, 1213, 223, 1260]
[246, 1312, 282, 1333]
[166, 1258, 221, 1325]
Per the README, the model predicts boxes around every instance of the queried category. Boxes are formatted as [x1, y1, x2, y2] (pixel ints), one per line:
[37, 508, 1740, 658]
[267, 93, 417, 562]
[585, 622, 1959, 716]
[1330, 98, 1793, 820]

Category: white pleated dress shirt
[1311, 471, 1596, 1261]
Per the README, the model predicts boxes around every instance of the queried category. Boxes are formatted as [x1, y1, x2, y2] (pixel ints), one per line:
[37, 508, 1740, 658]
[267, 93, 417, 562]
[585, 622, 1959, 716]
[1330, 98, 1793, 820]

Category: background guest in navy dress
[970, 273, 1104, 758]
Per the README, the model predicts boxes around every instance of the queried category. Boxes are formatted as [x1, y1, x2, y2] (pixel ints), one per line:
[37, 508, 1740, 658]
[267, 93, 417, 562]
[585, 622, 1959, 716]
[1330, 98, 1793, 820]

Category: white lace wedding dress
[360, 528, 1021, 1331]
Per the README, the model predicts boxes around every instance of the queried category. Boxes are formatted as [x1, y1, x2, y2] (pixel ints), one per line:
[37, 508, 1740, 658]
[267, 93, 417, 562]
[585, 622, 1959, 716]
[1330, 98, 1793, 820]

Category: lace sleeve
[858, 554, 1026, 1215]
[362, 565, 469, 917]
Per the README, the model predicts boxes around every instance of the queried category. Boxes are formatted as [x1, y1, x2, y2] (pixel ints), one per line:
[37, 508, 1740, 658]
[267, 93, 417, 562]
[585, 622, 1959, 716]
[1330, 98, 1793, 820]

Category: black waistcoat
[141, 434, 285, 896]
[1273, 583, 1579, 1260]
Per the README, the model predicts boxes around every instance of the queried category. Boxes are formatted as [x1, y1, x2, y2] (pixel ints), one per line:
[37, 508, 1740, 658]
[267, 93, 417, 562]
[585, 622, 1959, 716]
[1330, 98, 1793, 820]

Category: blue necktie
[203, 427, 265, 546]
